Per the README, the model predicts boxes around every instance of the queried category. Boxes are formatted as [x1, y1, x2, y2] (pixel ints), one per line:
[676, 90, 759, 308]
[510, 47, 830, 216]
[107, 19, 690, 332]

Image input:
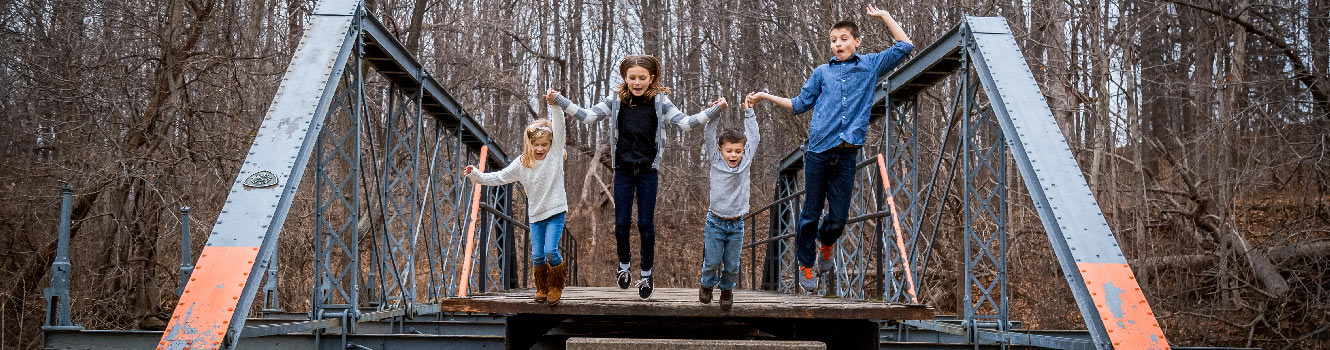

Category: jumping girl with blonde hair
[463, 103, 570, 305]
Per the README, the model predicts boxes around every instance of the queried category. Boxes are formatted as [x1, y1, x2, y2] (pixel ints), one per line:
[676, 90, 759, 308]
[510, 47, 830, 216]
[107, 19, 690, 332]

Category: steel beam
[963, 16, 1168, 349]
[48, 330, 503, 350]
[357, 11, 508, 168]
[156, 2, 361, 349]
[880, 22, 966, 104]
[177, 207, 193, 297]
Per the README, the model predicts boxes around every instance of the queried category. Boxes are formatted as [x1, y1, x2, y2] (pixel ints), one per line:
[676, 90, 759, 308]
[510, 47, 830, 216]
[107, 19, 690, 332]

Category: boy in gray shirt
[698, 99, 760, 310]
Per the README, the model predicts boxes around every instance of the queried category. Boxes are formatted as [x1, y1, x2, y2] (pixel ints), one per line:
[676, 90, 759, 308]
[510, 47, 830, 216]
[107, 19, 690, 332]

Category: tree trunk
[404, 0, 428, 53]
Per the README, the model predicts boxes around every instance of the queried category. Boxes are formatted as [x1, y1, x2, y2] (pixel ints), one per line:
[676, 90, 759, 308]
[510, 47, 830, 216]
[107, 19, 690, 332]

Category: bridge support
[154, 0, 512, 349]
[758, 16, 1170, 350]
[42, 184, 80, 331]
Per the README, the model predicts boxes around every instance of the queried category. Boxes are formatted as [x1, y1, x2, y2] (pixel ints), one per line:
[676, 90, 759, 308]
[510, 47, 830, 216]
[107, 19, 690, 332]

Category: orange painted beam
[1078, 262, 1169, 349]
[157, 246, 260, 349]
[876, 154, 917, 304]
[456, 146, 488, 298]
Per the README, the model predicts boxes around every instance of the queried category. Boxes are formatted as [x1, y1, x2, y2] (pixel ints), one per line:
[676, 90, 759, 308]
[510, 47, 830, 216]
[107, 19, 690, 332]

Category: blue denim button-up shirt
[791, 41, 914, 153]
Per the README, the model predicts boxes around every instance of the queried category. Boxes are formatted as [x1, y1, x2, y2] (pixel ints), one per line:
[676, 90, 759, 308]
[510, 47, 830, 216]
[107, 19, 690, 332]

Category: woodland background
[2, 0, 1328, 349]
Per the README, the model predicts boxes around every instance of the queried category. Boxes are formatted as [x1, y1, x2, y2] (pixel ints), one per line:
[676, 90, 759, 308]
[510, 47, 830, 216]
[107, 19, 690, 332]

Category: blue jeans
[796, 147, 858, 268]
[700, 213, 744, 290]
[530, 212, 565, 267]
[614, 170, 657, 271]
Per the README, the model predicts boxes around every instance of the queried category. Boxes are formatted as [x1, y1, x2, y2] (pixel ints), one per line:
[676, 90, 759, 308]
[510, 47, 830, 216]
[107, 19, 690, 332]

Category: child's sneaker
[635, 275, 654, 299]
[616, 268, 631, 289]
[719, 290, 733, 310]
[817, 245, 835, 274]
[798, 266, 818, 292]
[699, 287, 713, 304]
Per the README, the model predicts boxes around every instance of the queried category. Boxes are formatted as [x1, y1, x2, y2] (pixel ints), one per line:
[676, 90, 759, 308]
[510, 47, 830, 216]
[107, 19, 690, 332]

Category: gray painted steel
[191, 3, 362, 348]
[42, 185, 78, 330]
[567, 338, 826, 350]
[260, 249, 279, 312]
[762, 15, 1159, 350]
[965, 18, 1124, 262]
[45, 330, 503, 350]
[880, 24, 965, 103]
[964, 16, 1120, 349]
[42, 10, 1190, 350]
[902, 321, 1095, 350]
[358, 12, 508, 167]
[176, 207, 193, 297]
[156, 0, 516, 347]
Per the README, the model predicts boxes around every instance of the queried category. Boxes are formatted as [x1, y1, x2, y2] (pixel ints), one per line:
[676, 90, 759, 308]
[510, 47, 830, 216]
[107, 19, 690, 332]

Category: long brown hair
[616, 55, 671, 101]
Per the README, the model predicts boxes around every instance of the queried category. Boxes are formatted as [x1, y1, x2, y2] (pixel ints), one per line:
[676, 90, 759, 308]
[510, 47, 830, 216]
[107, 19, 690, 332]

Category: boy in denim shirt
[748, 4, 913, 292]
[697, 101, 760, 310]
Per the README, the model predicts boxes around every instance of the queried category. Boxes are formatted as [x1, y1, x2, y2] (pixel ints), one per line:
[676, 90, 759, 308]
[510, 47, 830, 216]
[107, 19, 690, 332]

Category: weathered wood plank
[438, 287, 933, 320]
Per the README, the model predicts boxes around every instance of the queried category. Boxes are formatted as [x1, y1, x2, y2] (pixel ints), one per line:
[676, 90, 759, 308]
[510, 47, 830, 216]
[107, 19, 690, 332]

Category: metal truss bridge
[37, 1, 1236, 349]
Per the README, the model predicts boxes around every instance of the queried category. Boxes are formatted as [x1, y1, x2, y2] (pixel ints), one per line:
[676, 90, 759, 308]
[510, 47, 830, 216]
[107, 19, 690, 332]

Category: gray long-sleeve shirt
[704, 108, 760, 218]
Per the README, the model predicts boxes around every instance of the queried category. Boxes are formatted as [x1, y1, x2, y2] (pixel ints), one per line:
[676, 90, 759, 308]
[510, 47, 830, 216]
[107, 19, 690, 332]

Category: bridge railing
[38, 9, 1175, 350]
[742, 16, 1174, 350]
[742, 151, 918, 303]
[142, 1, 526, 348]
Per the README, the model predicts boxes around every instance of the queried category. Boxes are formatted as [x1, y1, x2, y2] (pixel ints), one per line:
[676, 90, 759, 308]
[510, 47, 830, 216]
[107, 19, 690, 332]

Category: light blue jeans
[531, 212, 565, 267]
[700, 212, 744, 290]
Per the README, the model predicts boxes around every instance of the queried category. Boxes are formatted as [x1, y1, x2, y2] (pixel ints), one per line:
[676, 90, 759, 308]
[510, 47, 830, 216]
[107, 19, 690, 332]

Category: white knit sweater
[465, 105, 568, 222]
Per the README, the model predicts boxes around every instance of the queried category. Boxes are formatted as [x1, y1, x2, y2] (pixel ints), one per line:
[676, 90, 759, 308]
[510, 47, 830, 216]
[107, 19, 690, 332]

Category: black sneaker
[635, 276, 654, 299]
[616, 268, 631, 289]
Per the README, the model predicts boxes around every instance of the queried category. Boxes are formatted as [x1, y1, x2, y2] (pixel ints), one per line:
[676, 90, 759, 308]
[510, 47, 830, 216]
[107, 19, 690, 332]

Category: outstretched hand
[866, 4, 891, 19]
[462, 165, 476, 177]
[744, 92, 760, 109]
[710, 97, 728, 109]
[544, 89, 561, 105]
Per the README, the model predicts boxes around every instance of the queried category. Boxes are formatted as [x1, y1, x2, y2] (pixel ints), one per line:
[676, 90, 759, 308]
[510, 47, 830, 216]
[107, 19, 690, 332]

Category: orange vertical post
[456, 146, 488, 298]
[876, 154, 917, 304]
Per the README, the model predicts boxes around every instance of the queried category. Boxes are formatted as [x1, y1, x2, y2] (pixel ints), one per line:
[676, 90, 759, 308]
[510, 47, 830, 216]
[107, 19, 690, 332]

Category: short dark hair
[831, 20, 860, 38]
[718, 129, 747, 146]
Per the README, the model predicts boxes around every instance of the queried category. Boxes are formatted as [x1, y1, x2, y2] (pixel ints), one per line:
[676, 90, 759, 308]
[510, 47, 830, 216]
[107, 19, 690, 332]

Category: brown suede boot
[547, 262, 567, 305]
[719, 289, 734, 310]
[533, 263, 549, 303]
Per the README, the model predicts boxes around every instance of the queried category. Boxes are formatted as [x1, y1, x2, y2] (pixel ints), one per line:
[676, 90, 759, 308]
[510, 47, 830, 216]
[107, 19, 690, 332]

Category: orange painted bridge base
[158, 246, 260, 349]
[1079, 262, 1169, 349]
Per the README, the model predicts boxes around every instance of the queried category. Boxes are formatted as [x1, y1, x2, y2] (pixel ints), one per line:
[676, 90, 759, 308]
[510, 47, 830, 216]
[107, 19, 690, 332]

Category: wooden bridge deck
[438, 287, 933, 320]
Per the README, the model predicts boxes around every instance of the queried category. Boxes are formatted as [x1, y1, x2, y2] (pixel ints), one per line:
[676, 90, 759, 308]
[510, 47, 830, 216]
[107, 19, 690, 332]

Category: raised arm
[730, 108, 762, 171]
[703, 108, 720, 155]
[661, 95, 725, 131]
[548, 89, 613, 125]
[867, 4, 912, 46]
[548, 104, 566, 155]
[741, 108, 760, 161]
